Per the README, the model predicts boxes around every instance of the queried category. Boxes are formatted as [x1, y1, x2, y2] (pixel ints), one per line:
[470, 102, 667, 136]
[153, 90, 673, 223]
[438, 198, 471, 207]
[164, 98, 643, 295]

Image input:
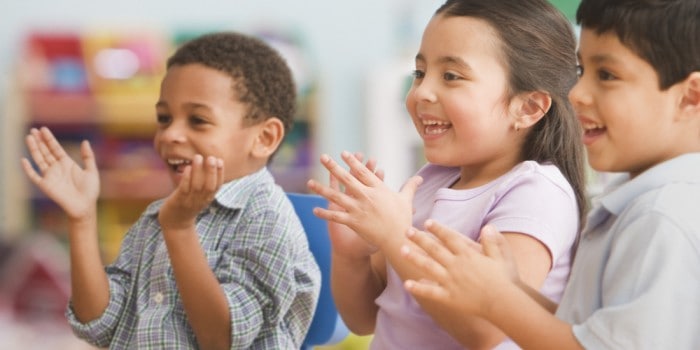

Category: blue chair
[287, 193, 349, 350]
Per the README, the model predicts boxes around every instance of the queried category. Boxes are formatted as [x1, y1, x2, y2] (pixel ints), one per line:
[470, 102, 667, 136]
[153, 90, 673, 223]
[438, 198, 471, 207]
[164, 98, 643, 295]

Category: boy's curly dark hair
[166, 31, 296, 133]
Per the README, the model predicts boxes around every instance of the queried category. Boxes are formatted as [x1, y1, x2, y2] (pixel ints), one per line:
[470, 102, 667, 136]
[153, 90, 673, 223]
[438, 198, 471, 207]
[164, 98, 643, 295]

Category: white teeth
[422, 120, 450, 126]
[581, 122, 604, 131]
[167, 159, 191, 165]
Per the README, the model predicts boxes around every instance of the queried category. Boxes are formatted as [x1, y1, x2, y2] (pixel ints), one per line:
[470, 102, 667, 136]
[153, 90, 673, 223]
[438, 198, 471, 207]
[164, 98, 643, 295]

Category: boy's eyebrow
[155, 101, 212, 110]
[576, 50, 623, 66]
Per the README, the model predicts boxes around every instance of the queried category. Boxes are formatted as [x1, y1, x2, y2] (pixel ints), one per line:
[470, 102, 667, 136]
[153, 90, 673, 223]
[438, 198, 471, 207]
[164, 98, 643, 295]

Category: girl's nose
[410, 78, 438, 103]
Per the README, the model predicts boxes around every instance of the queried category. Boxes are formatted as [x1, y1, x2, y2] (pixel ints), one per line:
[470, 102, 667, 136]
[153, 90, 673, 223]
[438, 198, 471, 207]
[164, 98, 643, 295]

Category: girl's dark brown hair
[437, 0, 588, 226]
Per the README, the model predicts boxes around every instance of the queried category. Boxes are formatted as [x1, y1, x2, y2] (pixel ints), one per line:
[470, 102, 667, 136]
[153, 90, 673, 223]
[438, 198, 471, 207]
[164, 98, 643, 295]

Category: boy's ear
[251, 117, 285, 159]
[513, 91, 551, 130]
[679, 72, 700, 118]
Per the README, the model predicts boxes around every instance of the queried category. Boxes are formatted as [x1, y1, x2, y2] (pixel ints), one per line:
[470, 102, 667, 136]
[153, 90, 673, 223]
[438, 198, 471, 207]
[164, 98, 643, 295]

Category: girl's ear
[513, 91, 552, 130]
[679, 72, 700, 118]
[251, 117, 285, 159]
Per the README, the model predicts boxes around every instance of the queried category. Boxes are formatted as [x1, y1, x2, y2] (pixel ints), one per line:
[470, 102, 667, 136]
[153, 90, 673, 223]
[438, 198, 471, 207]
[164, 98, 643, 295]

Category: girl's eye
[575, 65, 583, 77]
[412, 69, 425, 79]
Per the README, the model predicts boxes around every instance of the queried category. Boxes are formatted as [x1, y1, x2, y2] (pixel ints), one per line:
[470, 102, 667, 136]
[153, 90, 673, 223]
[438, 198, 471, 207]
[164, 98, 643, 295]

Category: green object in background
[549, 0, 580, 20]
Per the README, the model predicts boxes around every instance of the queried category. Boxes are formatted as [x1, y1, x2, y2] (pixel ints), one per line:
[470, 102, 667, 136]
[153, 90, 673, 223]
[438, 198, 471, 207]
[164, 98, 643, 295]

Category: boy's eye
[189, 115, 207, 125]
[156, 114, 171, 124]
[443, 72, 460, 81]
[597, 69, 617, 81]
[412, 69, 425, 79]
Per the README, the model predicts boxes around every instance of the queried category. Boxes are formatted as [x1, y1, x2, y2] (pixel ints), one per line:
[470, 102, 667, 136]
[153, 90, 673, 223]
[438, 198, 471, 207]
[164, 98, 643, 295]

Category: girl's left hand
[159, 154, 224, 231]
[308, 151, 422, 250]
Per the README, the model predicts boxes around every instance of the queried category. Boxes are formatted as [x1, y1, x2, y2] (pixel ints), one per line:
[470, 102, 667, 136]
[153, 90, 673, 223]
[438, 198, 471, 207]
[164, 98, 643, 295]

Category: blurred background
[0, 0, 587, 349]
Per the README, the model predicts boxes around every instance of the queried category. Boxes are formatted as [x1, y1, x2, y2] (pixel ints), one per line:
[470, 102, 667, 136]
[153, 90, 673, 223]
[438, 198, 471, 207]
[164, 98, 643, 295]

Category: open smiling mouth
[167, 159, 192, 172]
[423, 120, 452, 135]
[582, 122, 606, 137]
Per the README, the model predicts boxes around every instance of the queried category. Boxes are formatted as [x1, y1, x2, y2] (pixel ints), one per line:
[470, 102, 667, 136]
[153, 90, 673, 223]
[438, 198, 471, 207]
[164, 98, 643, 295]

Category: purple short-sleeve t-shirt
[371, 161, 579, 350]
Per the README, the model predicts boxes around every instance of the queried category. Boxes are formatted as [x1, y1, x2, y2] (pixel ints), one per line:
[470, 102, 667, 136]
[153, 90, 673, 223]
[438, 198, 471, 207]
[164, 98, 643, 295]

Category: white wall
[0, 0, 442, 156]
[0, 0, 444, 229]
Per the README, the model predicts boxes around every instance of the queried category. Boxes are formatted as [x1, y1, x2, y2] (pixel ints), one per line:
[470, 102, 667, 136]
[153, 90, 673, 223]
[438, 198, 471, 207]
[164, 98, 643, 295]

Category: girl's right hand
[21, 127, 100, 221]
[320, 153, 384, 260]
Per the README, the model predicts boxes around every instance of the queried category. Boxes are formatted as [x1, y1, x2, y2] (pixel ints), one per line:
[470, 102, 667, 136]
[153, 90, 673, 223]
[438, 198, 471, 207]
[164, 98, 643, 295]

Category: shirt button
[153, 292, 164, 304]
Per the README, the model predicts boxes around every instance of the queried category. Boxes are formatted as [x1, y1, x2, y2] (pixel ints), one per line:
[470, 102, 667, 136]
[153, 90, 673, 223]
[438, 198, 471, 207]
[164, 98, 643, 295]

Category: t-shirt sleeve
[572, 211, 700, 349]
[484, 169, 579, 264]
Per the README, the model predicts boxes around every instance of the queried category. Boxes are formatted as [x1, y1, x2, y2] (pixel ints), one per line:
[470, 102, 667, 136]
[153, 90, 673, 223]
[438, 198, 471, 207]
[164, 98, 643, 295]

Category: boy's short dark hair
[167, 32, 297, 133]
[576, 0, 700, 89]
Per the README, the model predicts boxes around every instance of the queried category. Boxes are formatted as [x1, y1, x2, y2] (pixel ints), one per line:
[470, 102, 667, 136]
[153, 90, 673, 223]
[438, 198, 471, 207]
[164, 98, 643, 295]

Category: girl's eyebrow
[415, 53, 473, 72]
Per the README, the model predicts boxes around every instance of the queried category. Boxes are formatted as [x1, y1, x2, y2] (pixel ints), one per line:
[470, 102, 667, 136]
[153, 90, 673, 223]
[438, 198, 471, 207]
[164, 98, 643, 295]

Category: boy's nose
[158, 123, 187, 143]
[568, 79, 591, 110]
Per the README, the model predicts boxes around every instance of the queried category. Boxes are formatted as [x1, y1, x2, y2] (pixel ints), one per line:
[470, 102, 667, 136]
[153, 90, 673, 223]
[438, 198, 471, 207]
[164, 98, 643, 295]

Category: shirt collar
[599, 153, 700, 216]
[144, 167, 273, 215]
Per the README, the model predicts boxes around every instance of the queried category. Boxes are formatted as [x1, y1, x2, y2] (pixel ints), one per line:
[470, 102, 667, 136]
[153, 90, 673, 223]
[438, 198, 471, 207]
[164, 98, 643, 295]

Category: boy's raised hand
[308, 151, 423, 250]
[158, 154, 224, 231]
[402, 222, 518, 317]
[21, 127, 100, 220]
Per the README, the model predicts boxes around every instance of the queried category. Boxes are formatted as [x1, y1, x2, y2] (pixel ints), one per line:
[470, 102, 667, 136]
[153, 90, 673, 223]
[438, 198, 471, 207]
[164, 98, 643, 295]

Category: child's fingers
[29, 129, 56, 167]
[307, 178, 354, 212]
[215, 158, 224, 188]
[480, 225, 507, 260]
[404, 227, 455, 268]
[374, 168, 386, 182]
[424, 219, 481, 255]
[399, 176, 423, 200]
[329, 173, 340, 191]
[203, 156, 219, 193]
[312, 206, 353, 226]
[340, 151, 382, 187]
[357, 154, 385, 182]
[21, 158, 43, 184]
[189, 154, 204, 192]
[40, 127, 69, 161]
[25, 133, 48, 172]
[400, 236, 449, 280]
[179, 161, 192, 194]
[80, 140, 97, 172]
[404, 278, 449, 302]
[319, 154, 363, 191]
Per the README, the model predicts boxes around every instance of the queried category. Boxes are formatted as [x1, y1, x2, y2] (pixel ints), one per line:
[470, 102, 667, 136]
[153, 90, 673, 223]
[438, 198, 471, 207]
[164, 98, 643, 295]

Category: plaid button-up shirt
[67, 167, 321, 349]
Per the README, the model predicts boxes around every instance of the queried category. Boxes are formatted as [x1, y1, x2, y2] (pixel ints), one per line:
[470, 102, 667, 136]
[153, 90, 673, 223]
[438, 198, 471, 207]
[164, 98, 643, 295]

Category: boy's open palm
[402, 222, 516, 317]
[159, 154, 224, 231]
[21, 127, 100, 220]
